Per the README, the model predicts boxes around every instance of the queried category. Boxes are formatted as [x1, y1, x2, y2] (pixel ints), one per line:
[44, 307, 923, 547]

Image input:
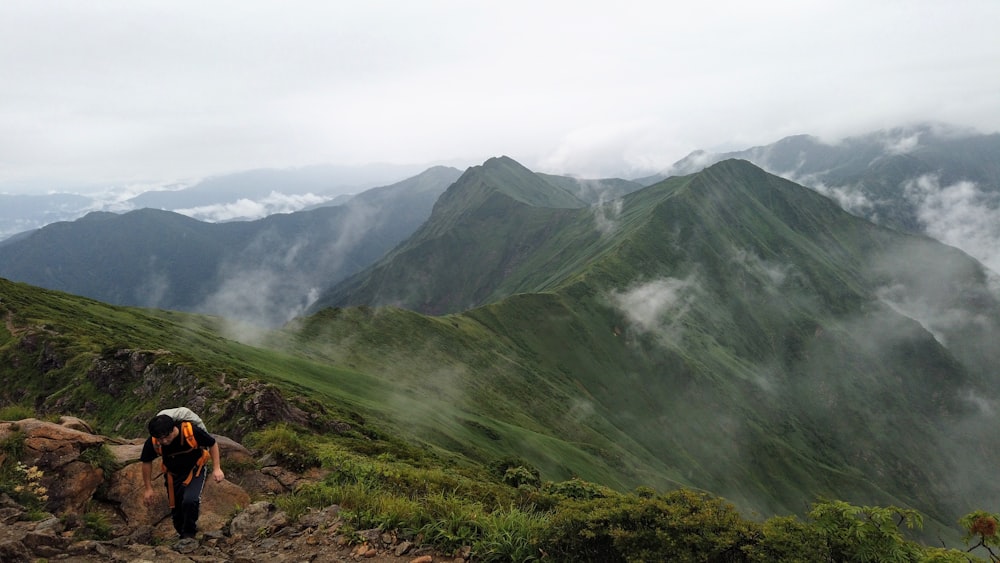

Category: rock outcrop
[0, 417, 454, 563]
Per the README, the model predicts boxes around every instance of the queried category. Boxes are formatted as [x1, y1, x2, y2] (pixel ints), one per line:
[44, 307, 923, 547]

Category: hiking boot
[174, 537, 199, 553]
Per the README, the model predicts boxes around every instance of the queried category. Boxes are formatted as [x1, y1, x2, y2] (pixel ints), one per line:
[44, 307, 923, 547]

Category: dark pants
[165, 467, 207, 537]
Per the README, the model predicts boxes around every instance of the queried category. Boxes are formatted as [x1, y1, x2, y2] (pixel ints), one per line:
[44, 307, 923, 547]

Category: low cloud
[608, 277, 697, 346]
[731, 249, 790, 289]
[876, 282, 991, 345]
[881, 130, 922, 155]
[197, 200, 381, 331]
[176, 191, 331, 222]
[201, 266, 320, 334]
[904, 174, 1000, 274]
[810, 181, 876, 217]
[592, 196, 623, 235]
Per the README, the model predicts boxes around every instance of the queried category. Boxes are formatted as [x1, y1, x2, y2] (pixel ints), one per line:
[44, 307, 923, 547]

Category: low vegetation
[252, 424, 1000, 562]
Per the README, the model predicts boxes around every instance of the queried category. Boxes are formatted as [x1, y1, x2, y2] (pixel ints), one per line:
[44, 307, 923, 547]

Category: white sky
[2, 0, 999, 191]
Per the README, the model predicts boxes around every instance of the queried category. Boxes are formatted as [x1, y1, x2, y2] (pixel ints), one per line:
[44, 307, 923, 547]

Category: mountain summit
[307, 156, 1000, 528]
[312, 156, 590, 313]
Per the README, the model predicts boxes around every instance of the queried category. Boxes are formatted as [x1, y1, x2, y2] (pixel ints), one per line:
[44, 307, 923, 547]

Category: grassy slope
[294, 159, 1000, 531]
[3, 159, 999, 539]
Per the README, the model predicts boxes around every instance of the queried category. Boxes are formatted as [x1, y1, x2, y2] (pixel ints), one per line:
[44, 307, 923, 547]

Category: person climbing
[139, 410, 225, 539]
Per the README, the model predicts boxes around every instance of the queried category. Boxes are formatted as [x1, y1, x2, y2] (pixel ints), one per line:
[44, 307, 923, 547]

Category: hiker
[140, 412, 225, 539]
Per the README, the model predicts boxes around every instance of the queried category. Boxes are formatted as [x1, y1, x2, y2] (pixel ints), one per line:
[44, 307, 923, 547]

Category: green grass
[3, 160, 1000, 554]
[256, 426, 990, 562]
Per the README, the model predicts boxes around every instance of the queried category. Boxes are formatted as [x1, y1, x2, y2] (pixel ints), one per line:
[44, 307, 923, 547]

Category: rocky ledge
[0, 417, 463, 563]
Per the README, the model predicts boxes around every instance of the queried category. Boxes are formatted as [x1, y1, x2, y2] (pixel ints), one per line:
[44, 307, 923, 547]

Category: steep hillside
[312, 157, 590, 314]
[646, 124, 1000, 237]
[4, 157, 999, 540]
[303, 158, 1000, 531]
[0, 167, 461, 326]
[536, 172, 644, 204]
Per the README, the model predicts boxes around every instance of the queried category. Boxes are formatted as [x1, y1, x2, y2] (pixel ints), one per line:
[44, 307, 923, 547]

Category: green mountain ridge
[0, 166, 463, 326]
[310, 157, 1000, 531]
[312, 157, 594, 314]
[651, 124, 1000, 237]
[2, 156, 999, 547]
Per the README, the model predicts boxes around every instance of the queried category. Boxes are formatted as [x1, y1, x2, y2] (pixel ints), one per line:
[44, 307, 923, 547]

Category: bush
[807, 500, 925, 562]
[472, 505, 546, 562]
[81, 509, 113, 540]
[542, 477, 610, 500]
[540, 488, 751, 563]
[503, 466, 541, 489]
[742, 515, 827, 562]
[244, 424, 320, 472]
[0, 405, 34, 421]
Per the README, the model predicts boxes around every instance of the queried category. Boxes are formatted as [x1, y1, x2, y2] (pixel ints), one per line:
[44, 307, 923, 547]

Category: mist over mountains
[647, 123, 1000, 274]
[0, 162, 434, 241]
[0, 166, 462, 327]
[4, 142, 999, 543]
[293, 156, 1000, 533]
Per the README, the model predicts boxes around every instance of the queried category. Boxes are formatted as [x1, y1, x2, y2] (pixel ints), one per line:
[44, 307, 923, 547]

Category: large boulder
[105, 461, 250, 538]
[2, 418, 105, 468]
[0, 419, 106, 515]
[1, 418, 252, 537]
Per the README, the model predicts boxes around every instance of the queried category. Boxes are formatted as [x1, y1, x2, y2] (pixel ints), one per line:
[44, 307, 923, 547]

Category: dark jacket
[139, 423, 216, 477]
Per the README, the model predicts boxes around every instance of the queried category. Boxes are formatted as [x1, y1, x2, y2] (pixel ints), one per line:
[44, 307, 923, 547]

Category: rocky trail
[0, 417, 467, 563]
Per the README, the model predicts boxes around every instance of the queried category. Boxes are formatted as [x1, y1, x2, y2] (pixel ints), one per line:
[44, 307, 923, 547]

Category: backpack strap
[180, 421, 199, 449]
[153, 421, 211, 508]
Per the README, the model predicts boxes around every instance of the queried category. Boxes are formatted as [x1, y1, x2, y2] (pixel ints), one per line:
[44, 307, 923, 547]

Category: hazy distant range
[0, 162, 434, 241]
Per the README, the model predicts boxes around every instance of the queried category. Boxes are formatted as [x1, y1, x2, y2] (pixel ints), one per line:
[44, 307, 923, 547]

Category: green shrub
[0, 429, 26, 464]
[472, 505, 546, 562]
[418, 492, 486, 552]
[502, 466, 541, 489]
[244, 424, 320, 472]
[542, 477, 610, 500]
[0, 405, 34, 422]
[807, 500, 925, 562]
[81, 510, 113, 540]
[540, 488, 751, 563]
[79, 444, 118, 475]
[742, 515, 827, 562]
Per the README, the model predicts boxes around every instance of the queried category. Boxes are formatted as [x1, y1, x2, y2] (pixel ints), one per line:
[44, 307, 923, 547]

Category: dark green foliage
[244, 424, 320, 472]
[79, 510, 114, 540]
[0, 405, 34, 421]
[808, 500, 926, 562]
[490, 456, 541, 489]
[741, 515, 829, 562]
[543, 478, 611, 501]
[540, 488, 751, 563]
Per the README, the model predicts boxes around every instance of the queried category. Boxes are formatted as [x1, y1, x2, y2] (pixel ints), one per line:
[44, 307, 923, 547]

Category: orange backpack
[151, 421, 210, 507]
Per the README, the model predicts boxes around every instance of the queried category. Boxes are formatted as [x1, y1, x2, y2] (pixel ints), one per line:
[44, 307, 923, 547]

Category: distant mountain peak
[431, 156, 586, 219]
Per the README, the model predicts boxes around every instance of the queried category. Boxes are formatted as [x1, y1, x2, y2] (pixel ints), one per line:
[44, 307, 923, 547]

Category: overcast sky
[2, 1, 999, 192]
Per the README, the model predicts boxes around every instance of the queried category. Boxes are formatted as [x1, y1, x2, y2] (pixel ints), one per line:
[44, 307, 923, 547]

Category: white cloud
[904, 175, 1000, 273]
[882, 130, 922, 155]
[731, 249, 790, 289]
[609, 277, 697, 345]
[592, 197, 623, 236]
[175, 192, 331, 222]
[1, 1, 998, 189]
[810, 181, 875, 216]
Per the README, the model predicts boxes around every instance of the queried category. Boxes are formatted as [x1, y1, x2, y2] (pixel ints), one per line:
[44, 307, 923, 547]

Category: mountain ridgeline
[2, 155, 999, 542]
[646, 123, 1000, 238]
[0, 166, 463, 327]
[304, 157, 1000, 530]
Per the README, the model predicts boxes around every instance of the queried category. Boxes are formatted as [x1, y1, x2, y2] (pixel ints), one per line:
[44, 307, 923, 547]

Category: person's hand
[142, 487, 156, 506]
[213, 468, 225, 483]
